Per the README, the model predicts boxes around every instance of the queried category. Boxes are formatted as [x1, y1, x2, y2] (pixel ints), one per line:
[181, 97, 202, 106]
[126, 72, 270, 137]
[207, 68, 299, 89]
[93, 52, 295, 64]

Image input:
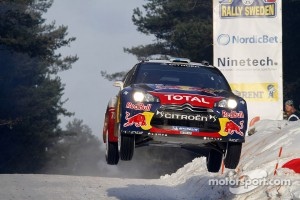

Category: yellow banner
[230, 83, 278, 102]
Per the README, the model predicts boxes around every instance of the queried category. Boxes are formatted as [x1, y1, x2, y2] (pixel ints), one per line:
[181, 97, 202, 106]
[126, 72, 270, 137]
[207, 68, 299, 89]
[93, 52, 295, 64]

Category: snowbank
[161, 120, 300, 199]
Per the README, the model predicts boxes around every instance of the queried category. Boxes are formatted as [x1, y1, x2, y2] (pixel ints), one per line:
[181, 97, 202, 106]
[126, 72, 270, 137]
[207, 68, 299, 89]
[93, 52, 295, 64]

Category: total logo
[217, 34, 278, 46]
[164, 94, 210, 104]
[162, 94, 214, 108]
[150, 92, 222, 108]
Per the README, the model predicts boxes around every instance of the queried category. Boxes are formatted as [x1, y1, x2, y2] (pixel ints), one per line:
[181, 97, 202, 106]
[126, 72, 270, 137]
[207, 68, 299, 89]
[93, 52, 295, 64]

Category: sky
[44, 0, 153, 136]
[1, 119, 300, 199]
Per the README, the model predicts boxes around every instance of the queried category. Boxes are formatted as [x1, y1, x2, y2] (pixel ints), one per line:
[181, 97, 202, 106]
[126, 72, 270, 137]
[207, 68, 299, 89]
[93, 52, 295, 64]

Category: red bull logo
[224, 120, 244, 136]
[123, 111, 154, 130]
[222, 110, 244, 118]
[126, 102, 152, 111]
[124, 112, 146, 127]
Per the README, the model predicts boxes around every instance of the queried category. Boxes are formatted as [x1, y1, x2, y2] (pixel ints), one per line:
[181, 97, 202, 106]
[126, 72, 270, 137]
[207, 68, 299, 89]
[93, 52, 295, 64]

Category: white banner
[213, 0, 283, 127]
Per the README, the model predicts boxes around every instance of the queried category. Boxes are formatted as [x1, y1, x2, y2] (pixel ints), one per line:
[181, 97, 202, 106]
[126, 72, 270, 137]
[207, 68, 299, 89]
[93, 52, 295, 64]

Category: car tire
[105, 131, 119, 165]
[206, 148, 223, 173]
[106, 142, 119, 165]
[224, 142, 242, 169]
[119, 134, 135, 161]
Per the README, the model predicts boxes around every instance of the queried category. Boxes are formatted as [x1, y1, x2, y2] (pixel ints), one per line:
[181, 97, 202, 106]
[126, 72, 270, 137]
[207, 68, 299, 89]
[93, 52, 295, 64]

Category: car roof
[139, 58, 215, 68]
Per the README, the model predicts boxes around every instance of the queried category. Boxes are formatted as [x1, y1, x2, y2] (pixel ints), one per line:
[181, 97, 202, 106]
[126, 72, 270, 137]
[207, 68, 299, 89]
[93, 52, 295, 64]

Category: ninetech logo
[217, 34, 278, 45]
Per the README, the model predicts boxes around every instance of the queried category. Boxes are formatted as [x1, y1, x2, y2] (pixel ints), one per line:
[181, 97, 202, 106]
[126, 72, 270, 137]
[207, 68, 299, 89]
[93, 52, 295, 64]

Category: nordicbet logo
[217, 34, 279, 46]
[217, 34, 231, 45]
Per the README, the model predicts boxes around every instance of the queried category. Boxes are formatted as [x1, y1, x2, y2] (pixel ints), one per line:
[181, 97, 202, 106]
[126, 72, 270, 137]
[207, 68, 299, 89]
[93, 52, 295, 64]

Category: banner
[213, 0, 283, 127]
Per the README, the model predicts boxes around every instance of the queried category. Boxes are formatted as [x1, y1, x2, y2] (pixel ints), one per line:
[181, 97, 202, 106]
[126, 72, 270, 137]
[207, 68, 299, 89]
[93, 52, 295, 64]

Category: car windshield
[134, 62, 231, 91]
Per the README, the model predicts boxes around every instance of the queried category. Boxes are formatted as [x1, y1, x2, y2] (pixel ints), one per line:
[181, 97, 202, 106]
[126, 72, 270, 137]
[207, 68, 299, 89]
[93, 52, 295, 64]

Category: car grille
[150, 104, 220, 132]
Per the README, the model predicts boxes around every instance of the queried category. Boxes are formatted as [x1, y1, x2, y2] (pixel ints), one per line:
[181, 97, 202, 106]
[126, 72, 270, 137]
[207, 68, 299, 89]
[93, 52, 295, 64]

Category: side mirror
[113, 81, 124, 90]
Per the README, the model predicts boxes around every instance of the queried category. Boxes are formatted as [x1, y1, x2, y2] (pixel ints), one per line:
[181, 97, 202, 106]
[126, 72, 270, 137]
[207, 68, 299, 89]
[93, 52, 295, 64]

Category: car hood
[132, 84, 232, 97]
[132, 84, 234, 108]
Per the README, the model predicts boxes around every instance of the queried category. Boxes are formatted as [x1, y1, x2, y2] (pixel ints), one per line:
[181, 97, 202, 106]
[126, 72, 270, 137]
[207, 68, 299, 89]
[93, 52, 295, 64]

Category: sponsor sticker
[172, 126, 200, 132]
[180, 131, 192, 135]
[218, 118, 244, 137]
[155, 110, 217, 122]
[222, 110, 245, 118]
[230, 83, 278, 102]
[224, 120, 244, 136]
[122, 130, 144, 134]
[217, 34, 279, 46]
[126, 102, 152, 111]
[217, 56, 277, 68]
[219, 0, 276, 18]
[148, 133, 167, 137]
[151, 92, 221, 108]
[123, 111, 154, 130]
[204, 137, 223, 141]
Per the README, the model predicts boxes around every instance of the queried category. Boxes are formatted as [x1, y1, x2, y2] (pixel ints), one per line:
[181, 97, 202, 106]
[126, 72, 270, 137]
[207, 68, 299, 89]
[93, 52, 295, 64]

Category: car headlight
[217, 99, 237, 109]
[132, 91, 159, 102]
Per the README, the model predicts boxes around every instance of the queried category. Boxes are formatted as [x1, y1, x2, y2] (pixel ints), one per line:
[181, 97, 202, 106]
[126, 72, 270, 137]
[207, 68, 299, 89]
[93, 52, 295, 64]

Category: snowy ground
[1, 120, 300, 200]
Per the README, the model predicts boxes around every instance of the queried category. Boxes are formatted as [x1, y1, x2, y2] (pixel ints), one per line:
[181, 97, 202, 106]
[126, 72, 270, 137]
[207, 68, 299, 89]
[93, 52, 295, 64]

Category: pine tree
[0, 0, 78, 172]
[124, 0, 213, 62]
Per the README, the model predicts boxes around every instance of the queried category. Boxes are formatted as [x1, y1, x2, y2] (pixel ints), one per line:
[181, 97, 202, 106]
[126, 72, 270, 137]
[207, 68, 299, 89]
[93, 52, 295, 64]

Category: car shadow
[106, 174, 236, 200]
[102, 146, 208, 179]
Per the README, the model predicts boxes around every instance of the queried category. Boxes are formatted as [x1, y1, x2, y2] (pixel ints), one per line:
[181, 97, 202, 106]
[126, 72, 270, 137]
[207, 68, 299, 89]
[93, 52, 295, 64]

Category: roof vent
[201, 60, 209, 66]
[170, 58, 190, 63]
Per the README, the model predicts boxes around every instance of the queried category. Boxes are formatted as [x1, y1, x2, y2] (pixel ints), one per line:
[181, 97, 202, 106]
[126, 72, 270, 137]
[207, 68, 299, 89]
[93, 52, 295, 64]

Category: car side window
[123, 65, 137, 87]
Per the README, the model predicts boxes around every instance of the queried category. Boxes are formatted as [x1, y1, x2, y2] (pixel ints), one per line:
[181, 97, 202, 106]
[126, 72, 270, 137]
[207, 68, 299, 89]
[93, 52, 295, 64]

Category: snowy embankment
[0, 120, 299, 200]
[161, 120, 300, 199]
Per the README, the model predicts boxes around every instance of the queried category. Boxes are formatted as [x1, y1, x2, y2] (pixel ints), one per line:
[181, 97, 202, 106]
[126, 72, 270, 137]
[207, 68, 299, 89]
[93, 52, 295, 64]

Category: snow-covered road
[0, 174, 165, 200]
[1, 120, 300, 200]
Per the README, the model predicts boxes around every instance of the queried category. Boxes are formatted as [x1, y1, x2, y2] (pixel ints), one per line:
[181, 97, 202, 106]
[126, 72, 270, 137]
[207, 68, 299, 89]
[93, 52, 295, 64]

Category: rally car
[102, 58, 248, 172]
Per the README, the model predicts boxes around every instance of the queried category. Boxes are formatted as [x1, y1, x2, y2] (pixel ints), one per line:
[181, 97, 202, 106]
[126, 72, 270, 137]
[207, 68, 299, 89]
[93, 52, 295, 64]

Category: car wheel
[105, 131, 119, 165]
[224, 142, 242, 169]
[206, 148, 223, 173]
[119, 134, 135, 161]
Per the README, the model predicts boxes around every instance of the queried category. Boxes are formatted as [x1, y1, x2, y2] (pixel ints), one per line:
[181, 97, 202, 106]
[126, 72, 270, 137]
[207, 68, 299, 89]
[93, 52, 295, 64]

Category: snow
[1, 120, 300, 200]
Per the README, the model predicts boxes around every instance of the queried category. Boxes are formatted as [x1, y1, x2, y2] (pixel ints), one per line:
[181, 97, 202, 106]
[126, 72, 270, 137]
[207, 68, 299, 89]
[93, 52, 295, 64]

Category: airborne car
[103, 58, 248, 172]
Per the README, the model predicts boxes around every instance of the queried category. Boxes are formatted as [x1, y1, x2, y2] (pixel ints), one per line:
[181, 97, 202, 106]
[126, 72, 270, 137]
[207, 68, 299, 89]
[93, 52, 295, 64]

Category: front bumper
[120, 102, 246, 143]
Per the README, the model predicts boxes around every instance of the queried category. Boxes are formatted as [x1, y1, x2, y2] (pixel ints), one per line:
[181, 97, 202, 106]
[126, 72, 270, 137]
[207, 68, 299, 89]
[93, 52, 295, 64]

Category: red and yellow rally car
[103, 58, 248, 173]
